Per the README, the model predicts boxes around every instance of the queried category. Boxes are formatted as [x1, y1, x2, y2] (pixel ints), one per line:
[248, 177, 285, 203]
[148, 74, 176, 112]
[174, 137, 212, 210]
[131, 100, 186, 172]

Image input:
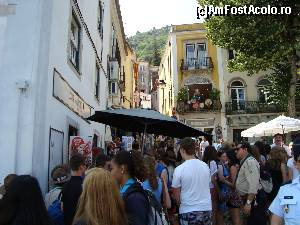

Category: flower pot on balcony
[213, 100, 222, 110]
[177, 101, 185, 112]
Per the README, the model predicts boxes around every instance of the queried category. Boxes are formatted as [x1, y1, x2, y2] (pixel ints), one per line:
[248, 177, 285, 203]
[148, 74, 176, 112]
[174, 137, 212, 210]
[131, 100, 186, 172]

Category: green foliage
[266, 63, 300, 108]
[198, 0, 300, 115]
[209, 88, 221, 100]
[128, 26, 171, 65]
[176, 87, 189, 102]
[152, 37, 161, 66]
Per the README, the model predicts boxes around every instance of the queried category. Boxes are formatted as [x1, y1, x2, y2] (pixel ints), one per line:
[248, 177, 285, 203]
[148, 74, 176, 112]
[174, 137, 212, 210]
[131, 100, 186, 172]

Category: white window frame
[110, 81, 118, 95]
[184, 40, 208, 68]
[257, 78, 271, 103]
[95, 64, 100, 100]
[141, 74, 144, 83]
[69, 11, 81, 71]
[98, 1, 104, 38]
[230, 80, 245, 110]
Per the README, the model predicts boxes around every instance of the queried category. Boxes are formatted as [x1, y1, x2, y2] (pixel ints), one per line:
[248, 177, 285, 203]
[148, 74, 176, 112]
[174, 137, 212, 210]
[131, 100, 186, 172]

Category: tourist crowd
[0, 133, 300, 225]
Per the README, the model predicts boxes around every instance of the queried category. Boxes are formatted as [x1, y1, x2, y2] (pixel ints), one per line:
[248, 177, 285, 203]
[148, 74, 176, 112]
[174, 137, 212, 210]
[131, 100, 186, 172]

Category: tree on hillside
[152, 37, 161, 66]
[198, 0, 300, 116]
[128, 26, 170, 66]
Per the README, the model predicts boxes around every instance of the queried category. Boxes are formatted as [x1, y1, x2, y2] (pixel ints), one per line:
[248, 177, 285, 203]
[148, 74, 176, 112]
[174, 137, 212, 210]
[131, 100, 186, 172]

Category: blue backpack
[48, 191, 64, 225]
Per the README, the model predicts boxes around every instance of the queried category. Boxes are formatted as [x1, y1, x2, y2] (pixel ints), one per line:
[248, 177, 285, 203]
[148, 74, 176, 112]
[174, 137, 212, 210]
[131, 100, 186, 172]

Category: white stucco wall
[0, 0, 111, 192]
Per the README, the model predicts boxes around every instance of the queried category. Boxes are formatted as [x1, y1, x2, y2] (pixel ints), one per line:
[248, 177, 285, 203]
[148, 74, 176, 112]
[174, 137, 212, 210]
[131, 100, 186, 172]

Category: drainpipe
[15, 80, 29, 173]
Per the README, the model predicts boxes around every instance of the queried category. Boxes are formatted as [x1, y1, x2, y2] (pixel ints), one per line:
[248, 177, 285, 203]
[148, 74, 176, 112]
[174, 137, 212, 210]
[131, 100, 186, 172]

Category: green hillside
[128, 26, 171, 66]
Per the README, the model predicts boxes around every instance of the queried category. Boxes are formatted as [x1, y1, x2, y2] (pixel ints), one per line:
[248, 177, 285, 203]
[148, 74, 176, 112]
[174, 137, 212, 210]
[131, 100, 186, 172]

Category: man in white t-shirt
[172, 137, 212, 225]
[200, 136, 210, 157]
[270, 133, 291, 156]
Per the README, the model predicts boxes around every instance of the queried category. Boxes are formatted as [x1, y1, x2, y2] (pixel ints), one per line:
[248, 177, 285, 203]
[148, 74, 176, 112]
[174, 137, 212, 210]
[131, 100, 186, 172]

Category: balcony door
[185, 43, 206, 69]
[230, 81, 245, 110]
[186, 44, 195, 68]
[196, 43, 206, 67]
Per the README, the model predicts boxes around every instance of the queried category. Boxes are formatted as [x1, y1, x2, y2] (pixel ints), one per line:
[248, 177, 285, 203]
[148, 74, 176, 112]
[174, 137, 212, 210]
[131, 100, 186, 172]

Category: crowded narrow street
[0, 0, 299, 225]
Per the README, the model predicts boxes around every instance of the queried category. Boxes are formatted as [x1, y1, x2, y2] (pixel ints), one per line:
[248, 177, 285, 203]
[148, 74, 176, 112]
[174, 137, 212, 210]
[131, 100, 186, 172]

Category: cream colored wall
[123, 49, 137, 109]
[158, 43, 174, 116]
[109, 0, 128, 107]
[219, 49, 268, 103]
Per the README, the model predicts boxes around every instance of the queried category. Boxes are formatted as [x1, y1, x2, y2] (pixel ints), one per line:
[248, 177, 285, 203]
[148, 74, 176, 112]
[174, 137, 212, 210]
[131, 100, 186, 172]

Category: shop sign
[53, 69, 92, 119]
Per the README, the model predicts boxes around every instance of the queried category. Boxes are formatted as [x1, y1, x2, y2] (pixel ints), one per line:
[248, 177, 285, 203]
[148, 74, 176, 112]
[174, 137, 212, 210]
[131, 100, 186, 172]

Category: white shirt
[208, 160, 218, 189]
[172, 159, 212, 214]
[287, 158, 300, 180]
[271, 143, 291, 157]
[269, 176, 300, 225]
[200, 141, 209, 154]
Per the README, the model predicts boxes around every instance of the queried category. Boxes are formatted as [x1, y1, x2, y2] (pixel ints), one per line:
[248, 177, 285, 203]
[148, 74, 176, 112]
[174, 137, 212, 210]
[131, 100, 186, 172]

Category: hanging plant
[176, 87, 189, 102]
[209, 88, 220, 101]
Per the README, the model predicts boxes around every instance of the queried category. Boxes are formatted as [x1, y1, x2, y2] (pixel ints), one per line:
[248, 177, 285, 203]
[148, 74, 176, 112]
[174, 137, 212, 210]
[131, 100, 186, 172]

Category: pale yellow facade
[162, 23, 223, 138]
[123, 44, 138, 109]
[158, 41, 174, 116]
[159, 23, 300, 143]
[109, 0, 137, 109]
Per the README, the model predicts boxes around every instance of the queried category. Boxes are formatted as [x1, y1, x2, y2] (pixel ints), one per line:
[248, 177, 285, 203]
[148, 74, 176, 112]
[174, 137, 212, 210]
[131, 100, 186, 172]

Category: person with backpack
[46, 165, 70, 225]
[61, 153, 86, 225]
[235, 142, 267, 225]
[156, 150, 171, 189]
[143, 155, 163, 202]
[110, 150, 149, 225]
[172, 137, 212, 225]
[45, 165, 70, 209]
[0, 175, 53, 225]
[73, 168, 128, 225]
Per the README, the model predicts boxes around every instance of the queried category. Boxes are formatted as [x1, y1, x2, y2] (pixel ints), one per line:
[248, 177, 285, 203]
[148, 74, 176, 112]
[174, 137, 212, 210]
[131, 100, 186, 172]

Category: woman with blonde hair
[73, 168, 127, 225]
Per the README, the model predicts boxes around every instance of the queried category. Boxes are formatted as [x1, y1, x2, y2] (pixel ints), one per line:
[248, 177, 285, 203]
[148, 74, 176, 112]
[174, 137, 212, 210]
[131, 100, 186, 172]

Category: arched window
[257, 78, 271, 103]
[230, 80, 245, 110]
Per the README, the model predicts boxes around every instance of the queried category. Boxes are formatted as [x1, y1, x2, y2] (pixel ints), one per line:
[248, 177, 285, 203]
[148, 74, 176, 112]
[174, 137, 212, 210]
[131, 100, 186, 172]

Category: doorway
[233, 129, 247, 144]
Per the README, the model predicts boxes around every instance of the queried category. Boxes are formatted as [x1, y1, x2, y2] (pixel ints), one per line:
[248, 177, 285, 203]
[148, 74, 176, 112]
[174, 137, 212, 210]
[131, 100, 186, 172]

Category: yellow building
[161, 23, 222, 136]
[108, 0, 128, 108]
[161, 23, 300, 143]
[122, 43, 138, 109]
[158, 42, 174, 116]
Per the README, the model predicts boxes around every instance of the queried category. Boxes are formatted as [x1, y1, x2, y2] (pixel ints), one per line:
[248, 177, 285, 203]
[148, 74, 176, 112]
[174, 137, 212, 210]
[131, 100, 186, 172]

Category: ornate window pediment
[184, 76, 211, 86]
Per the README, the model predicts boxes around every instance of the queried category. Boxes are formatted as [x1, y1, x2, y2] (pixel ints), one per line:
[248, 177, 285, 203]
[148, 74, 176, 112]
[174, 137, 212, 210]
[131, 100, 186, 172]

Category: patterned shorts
[179, 211, 212, 225]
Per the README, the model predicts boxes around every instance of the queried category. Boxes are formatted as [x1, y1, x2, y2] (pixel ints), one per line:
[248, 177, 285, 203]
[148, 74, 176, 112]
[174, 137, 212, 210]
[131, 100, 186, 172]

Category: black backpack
[123, 183, 169, 225]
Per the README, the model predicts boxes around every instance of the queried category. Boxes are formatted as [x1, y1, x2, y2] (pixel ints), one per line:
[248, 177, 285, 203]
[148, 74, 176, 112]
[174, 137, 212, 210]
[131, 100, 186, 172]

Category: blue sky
[119, 0, 202, 37]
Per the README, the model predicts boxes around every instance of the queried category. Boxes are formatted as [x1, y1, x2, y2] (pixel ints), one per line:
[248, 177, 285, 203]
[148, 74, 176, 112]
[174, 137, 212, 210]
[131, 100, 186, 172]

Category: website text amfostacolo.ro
[197, 5, 292, 19]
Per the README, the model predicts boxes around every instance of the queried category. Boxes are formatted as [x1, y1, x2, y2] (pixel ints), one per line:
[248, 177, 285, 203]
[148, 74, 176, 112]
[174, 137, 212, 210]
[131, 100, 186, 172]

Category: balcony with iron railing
[180, 57, 213, 71]
[177, 101, 221, 113]
[225, 101, 300, 115]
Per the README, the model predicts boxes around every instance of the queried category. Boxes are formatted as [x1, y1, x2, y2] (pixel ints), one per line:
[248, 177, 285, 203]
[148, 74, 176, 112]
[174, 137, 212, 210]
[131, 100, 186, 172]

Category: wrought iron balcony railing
[177, 101, 221, 113]
[225, 101, 295, 115]
[180, 57, 213, 71]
